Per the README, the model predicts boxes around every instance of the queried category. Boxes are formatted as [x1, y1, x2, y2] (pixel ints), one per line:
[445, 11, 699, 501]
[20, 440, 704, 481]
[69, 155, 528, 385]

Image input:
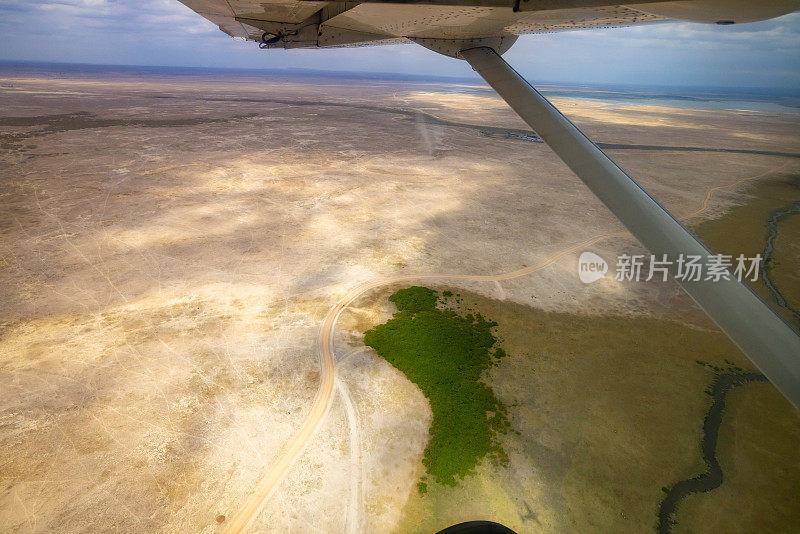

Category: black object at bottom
[435, 521, 517, 534]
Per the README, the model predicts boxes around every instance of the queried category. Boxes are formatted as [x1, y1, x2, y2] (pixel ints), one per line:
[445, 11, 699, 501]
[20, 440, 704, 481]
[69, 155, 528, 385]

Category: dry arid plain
[1, 64, 799, 533]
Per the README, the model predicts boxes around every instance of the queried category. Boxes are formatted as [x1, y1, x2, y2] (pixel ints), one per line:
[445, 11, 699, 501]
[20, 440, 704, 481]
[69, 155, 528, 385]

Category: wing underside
[177, 0, 666, 48]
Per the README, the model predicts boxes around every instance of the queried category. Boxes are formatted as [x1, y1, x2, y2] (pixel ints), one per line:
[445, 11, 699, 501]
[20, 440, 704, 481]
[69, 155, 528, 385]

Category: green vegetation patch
[389, 285, 440, 313]
[364, 286, 509, 486]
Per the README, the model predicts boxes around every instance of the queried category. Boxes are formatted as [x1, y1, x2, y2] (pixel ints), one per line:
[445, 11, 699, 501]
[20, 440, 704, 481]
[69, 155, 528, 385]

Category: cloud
[505, 12, 800, 87]
[0, 1, 798, 88]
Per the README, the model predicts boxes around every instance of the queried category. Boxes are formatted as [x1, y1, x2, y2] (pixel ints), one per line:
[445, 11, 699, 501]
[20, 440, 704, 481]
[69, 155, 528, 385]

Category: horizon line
[1, 58, 799, 96]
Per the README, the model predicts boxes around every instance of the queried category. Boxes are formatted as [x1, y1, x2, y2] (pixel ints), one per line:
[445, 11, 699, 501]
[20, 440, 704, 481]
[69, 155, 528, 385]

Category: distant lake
[428, 83, 800, 114]
[2, 60, 798, 114]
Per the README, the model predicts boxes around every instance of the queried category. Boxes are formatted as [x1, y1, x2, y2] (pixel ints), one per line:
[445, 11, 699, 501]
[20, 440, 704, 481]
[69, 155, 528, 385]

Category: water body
[762, 201, 800, 326]
[657, 372, 768, 534]
[4, 62, 798, 115]
[440, 83, 800, 114]
[541, 90, 800, 115]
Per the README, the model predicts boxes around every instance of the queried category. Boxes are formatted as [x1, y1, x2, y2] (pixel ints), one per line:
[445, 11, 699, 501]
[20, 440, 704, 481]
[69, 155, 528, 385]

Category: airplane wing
[178, 1, 800, 48]
[177, 0, 673, 48]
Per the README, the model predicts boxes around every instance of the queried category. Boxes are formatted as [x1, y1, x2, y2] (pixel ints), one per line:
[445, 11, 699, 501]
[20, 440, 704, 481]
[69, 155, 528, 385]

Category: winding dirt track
[224, 161, 791, 533]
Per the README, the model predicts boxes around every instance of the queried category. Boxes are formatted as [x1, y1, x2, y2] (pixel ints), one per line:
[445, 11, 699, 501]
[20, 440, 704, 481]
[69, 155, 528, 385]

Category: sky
[0, 0, 799, 89]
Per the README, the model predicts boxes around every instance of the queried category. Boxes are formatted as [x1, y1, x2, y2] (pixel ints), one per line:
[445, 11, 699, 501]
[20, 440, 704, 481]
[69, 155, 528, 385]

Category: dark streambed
[657, 372, 767, 533]
[762, 200, 800, 326]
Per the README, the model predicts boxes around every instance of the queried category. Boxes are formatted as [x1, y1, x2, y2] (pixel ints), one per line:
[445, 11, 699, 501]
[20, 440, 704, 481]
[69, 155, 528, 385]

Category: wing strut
[459, 46, 800, 409]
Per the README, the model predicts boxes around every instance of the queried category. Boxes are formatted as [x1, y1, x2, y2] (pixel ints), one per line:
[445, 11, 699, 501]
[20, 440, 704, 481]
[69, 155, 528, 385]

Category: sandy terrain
[1, 67, 799, 532]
